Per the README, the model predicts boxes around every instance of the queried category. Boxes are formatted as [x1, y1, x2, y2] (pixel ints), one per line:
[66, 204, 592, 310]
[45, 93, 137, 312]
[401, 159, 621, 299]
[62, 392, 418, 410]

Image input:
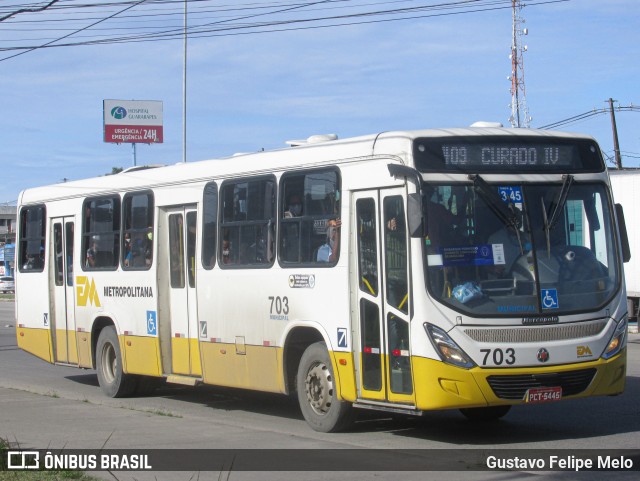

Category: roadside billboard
[103, 100, 163, 144]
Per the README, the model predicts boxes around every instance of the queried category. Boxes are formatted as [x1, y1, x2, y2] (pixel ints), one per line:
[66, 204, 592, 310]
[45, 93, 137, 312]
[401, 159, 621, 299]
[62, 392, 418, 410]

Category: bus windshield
[423, 181, 619, 317]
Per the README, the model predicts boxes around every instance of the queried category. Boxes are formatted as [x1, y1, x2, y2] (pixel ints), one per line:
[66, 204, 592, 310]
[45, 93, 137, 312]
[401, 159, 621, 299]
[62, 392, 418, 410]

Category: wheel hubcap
[305, 361, 333, 416]
[101, 342, 117, 384]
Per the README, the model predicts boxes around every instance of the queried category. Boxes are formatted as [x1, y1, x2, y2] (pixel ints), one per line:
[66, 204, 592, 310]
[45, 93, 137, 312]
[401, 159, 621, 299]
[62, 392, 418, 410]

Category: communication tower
[508, 0, 531, 128]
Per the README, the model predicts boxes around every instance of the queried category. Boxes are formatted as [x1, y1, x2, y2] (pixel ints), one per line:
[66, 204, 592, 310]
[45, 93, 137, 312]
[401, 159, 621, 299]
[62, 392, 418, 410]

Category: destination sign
[414, 136, 604, 173]
[440, 144, 573, 167]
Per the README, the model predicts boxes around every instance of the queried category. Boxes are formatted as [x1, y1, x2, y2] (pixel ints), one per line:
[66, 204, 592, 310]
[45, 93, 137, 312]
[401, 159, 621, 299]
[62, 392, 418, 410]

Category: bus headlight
[602, 318, 627, 360]
[424, 323, 475, 369]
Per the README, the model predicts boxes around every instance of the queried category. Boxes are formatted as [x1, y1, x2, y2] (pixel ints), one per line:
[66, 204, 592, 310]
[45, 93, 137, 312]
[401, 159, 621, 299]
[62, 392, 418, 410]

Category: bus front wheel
[296, 342, 354, 432]
[96, 326, 136, 398]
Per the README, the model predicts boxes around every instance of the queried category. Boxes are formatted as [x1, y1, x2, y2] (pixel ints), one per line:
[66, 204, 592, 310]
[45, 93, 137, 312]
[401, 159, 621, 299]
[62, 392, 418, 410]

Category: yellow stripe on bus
[16, 327, 53, 363]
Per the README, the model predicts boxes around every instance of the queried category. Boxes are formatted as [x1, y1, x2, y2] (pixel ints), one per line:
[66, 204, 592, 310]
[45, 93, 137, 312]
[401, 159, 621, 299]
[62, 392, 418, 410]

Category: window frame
[121, 190, 154, 271]
[218, 174, 277, 269]
[82, 195, 121, 272]
[201, 181, 218, 270]
[277, 166, 342, 268]
[18, 204, 46, 274]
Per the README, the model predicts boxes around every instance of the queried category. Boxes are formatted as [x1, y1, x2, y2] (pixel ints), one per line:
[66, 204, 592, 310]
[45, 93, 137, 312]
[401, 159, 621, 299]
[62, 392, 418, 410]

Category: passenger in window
[425, 199, 464, 251]
[317, 219, 341, 263]
[387, 216, 406, 231]
[253, 226, 273, 263]
[284, 194, 303, 218]
[144, 228, 153, 266]
[124, 233, 132, 267]
[86, 239, 98, 267]
[221, 239, 232, 265]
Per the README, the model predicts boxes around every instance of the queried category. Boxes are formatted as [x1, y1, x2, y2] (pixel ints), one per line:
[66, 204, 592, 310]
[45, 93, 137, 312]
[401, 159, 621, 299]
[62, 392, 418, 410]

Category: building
[0, 205, 16, 277]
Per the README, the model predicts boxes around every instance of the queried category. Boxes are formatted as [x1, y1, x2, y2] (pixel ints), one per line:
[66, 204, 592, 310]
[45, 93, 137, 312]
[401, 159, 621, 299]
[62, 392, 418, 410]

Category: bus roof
[19, 127, 596, 205]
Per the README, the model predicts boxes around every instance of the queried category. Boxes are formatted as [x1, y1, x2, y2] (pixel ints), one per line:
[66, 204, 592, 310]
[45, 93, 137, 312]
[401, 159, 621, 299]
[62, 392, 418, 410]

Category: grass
[142, 408, 182, 418]
[0, 471, 95, 480]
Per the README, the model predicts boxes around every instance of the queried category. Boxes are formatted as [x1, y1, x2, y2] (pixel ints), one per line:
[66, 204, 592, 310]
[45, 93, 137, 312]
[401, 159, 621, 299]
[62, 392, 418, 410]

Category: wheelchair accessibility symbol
[541, 289, 559, 309]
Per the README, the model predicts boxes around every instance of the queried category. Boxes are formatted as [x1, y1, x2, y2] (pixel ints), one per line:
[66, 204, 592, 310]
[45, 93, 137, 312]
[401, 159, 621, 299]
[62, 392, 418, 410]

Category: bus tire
[460, 405, 511, 421]
[96, 326, 136, 398]
[296, 341, 354, 432]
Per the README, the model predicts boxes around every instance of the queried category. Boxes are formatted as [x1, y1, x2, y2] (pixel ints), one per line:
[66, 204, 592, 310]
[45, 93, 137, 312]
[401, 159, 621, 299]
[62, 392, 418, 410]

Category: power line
[0, 1, 63, 23]
[539, 102, 639, 168]
[0, 0, 149, 61]
[538, 104, 639, 130]
[0, 0, 570, 58]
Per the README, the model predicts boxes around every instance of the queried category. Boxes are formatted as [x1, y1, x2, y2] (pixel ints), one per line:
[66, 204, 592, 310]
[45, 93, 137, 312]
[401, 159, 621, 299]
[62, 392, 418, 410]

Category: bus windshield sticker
[491, 244, 506, 265]
[497, 186, 523, 210]
[441, 245, 497, 267]
[541, 289, 559, 309]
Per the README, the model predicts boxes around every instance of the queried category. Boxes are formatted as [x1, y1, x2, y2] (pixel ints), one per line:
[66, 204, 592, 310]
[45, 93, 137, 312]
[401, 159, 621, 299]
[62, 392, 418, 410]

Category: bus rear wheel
[296, 342, 354, 433]
[460, 405, 511, 421]
[96, 326, 136, 398]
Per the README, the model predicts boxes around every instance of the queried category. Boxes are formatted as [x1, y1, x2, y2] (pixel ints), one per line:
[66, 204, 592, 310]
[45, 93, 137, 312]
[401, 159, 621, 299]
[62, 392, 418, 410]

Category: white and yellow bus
[16, 126, 630, 432]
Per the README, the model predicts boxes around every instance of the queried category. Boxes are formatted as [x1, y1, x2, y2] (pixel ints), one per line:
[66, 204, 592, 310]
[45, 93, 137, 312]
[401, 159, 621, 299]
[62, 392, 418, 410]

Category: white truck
[609, 169, 639, 325]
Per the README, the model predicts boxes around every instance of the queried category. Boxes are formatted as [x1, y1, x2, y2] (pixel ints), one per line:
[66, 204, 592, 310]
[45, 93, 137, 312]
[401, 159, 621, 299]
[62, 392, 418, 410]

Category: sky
[1, 0, 638, 203]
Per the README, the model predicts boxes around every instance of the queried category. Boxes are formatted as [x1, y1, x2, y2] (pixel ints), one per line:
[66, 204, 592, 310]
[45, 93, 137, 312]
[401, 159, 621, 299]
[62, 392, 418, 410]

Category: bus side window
[202, 182, 218, 269]
[19, 205, 46, 272]
[122, 192, 154, 270]
[83, 196, 120, 271]
[219, 177, 275, 267]
[279, 168, 341, 266]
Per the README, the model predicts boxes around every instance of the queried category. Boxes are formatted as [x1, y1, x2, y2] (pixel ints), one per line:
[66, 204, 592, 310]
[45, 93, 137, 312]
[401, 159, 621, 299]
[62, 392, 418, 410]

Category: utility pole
[508, 0, 531, 128]
[182, 0, 188, 163]
[607, 98, 622, 169]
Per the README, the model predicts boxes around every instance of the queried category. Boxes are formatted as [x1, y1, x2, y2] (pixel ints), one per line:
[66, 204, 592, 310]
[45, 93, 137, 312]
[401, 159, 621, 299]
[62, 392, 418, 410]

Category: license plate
[524, 386, 562, 403]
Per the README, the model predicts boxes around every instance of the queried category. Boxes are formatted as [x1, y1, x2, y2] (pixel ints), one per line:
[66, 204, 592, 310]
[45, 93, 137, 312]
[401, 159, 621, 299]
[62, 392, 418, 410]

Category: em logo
[76, 276, 101, 307]
[110, 106, 127, 119]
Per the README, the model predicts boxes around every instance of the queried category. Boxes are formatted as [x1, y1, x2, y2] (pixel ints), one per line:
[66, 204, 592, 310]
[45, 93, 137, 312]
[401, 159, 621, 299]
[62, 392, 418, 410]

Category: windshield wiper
[468, 174, 524, 255]
[542, 174, 574, 257]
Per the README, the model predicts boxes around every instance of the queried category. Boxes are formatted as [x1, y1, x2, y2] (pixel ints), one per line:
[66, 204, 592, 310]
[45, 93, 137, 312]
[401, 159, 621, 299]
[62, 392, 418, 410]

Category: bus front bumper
[412, 349, 627, 411]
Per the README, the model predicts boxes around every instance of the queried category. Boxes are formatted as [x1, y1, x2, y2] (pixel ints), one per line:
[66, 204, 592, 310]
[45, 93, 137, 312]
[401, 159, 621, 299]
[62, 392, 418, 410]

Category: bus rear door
[50, 217, 77, 364]
[158, 206, 202, 378]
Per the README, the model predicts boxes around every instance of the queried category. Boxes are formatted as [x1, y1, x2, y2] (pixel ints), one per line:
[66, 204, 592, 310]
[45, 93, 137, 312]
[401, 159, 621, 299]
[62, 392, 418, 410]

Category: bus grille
[463, 319, 607, 343]
[487, 368, 597, 400]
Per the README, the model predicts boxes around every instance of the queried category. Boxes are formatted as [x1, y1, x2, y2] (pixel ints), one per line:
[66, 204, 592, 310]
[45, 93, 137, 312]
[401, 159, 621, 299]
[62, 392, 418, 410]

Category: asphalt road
[1, 300, 639, 480]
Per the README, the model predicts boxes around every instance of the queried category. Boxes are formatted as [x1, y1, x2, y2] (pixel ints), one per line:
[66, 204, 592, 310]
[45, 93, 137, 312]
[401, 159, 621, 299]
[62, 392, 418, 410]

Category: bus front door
[51, 218, 77, 364]
[352, 189, 415, 406]
[163, 207, 202, 377]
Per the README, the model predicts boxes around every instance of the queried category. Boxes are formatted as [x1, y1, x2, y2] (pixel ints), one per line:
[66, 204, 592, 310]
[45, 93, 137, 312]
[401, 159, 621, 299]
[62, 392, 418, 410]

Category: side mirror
[407, 193, 424, 238]
[615, 203, 631, 263]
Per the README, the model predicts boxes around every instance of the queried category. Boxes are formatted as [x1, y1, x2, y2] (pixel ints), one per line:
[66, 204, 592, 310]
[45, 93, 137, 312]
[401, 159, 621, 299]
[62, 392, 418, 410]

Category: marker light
[424, 323, 475, 369]
[602, 318, 627, 360]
